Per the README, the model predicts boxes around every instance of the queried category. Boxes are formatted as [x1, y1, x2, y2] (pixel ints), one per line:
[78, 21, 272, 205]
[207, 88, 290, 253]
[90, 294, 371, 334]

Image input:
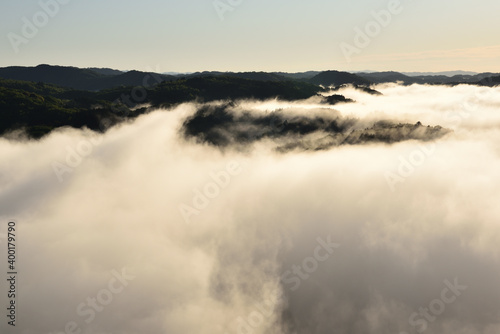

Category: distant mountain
[100, 70, 174, 89]
[87, 67, 124, 76]
[274, 71, 321, 80]
[1, 65, 497, 97]
[409, 72, 498, 84]
[309, 71, 371, 86]
[0, 65, 102, 88]
[181, 71, 289, 82]
[226, 72, 289, 82]
[0, 65, 175, 91]
[475, 75, 500, 86]
[357, 71, 413, 84]
[403, 71, 478, 77]
[151, 75, 321, 103]
[162, 71, 193, 76]
[460, 73, 499, 83]
[357, 71, 500, 85]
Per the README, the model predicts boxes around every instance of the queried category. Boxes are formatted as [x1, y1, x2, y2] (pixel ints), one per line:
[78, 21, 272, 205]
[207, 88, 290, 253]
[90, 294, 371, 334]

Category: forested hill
[0, 76, 323, 138]
[2, 65, 498, 90]
[1, 65, 498, 139]
[0, 65, 175, 91]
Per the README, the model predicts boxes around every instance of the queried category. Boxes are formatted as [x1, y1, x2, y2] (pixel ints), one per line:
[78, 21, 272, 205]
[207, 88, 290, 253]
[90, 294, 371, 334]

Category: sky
[1, 0, 500, 73]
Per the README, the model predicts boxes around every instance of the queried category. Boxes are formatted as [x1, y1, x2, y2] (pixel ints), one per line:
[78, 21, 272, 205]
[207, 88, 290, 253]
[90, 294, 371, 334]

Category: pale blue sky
[1, 0, 499, 72]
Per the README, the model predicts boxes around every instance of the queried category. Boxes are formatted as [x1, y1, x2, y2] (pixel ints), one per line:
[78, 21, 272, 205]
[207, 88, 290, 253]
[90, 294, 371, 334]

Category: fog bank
[0, 84, 500, 334]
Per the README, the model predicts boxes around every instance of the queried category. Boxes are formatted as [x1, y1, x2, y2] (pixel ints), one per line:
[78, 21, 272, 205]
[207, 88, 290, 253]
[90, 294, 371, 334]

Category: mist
[1, 83, 500, 334]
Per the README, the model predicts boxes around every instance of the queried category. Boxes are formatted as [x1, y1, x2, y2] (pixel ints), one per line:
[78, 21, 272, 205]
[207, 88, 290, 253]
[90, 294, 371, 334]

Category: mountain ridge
[1, 65, 499, 91]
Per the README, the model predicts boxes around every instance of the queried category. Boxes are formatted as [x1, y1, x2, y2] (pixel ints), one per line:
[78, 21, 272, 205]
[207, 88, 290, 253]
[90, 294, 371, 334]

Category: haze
[1, 0, 500, 72]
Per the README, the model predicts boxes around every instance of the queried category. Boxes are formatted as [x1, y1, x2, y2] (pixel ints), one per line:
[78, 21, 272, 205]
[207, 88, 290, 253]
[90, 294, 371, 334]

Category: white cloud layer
[1, 84, 500, 334]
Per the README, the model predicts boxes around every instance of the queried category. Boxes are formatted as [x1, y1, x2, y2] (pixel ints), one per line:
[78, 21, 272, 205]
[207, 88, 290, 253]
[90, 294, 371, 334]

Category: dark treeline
[0, 76, 322, 138]
[0, 64, 497, 139]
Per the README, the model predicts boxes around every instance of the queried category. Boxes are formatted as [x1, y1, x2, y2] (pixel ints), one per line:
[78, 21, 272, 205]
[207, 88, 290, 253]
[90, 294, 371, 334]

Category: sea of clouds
[1, 83, 500, 334]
